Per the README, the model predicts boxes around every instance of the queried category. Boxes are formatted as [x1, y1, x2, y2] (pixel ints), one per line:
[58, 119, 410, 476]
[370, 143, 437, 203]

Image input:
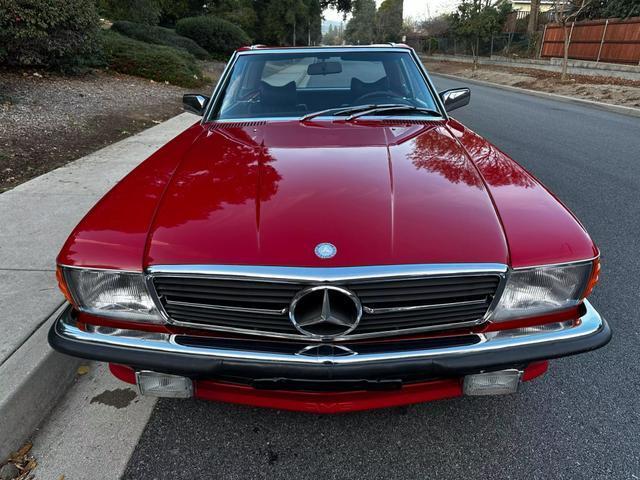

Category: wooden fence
[540, 17, 640, 64]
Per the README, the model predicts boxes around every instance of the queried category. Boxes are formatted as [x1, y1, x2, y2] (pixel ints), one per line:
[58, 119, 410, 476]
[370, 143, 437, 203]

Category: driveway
[120, 77, 640, 479]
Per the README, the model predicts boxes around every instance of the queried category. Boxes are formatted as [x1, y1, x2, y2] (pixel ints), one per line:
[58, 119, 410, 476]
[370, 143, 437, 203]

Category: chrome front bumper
[49, 300, 610, 380]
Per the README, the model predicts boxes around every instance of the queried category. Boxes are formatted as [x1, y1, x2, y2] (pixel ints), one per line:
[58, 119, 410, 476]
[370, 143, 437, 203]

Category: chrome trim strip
[235, 47, 415, 55]
[58, 264, 141, 274]
[202, 51, 239, 123]
[54, 300, 604, 366]
[511, 257, 597, 270]
[132, 316, 484, 342]
[165, 300, 287, 316]
[147, 263, 508, 282]
[363, 298, 488, 315]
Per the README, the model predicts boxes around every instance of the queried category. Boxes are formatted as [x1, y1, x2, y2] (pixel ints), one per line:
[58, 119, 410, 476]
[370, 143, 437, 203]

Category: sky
[323, 0, 459, 22]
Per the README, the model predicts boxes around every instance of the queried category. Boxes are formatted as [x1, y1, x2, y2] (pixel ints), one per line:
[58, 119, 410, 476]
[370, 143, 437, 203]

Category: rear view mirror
[439, 88, 471, 112]
[307, 61, 342, 76]
[183, 94, 210, 116]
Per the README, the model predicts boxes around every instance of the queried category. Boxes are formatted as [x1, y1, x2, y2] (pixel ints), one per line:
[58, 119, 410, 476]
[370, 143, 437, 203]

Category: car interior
[213, 52, 438, 119]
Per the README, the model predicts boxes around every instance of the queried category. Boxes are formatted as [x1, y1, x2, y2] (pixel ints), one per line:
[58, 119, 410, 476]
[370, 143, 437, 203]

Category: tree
[320, 0, 353, 15]
[553, 0, 591, 80]
[304, 0, 323, 45]
[208, 0, 259, 39]
[98, 0, 161, 25]
[448, 0, 512, 69]
[527, 0, 541, 34]
[263, 0, 311, 45]
[344, 0, 376, 44]
[323, 23, 345, 44]
[157, 0, 206, 26]
[583, 0, 640, 18]
[376, 0, 403, 42]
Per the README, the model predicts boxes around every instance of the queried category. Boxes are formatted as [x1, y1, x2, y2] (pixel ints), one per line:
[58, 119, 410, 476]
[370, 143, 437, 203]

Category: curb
[431, 72, 640, 119]
[0, 304, 80, 461]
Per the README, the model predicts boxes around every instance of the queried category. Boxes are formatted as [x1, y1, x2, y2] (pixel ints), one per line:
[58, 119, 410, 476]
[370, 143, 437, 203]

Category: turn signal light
[582, 257, 601, 299]
[56, 266, 77, 307]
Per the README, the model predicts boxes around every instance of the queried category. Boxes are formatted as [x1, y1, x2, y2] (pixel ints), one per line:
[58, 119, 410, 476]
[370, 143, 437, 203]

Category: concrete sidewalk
[424, 54, 640, 81]
[0, 112, 197, 461]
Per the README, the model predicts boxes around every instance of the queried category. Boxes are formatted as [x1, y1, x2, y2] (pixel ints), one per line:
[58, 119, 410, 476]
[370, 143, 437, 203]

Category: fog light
[463, 369, 522, 396]
[135, 370, 193, 398]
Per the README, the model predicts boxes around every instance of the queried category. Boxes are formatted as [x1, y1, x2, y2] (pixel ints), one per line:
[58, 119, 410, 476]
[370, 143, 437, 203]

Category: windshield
[210, 51, 440, 120]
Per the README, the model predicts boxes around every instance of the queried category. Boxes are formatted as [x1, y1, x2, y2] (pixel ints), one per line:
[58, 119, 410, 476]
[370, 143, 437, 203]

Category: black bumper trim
[48, 301, 611, 381]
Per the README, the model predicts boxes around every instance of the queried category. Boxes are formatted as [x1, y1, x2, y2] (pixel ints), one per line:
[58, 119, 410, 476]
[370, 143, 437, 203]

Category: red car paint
[110, 362, 549, 413]
[58, 119, 595, 271]
[57, 85, 597, 410]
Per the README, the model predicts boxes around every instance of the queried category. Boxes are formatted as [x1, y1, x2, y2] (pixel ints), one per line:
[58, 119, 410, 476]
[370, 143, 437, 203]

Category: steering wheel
[353, 90, 408, 106]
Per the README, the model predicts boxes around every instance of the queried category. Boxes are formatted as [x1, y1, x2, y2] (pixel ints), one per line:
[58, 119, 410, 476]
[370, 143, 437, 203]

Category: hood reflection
[408, 126, 482, 187]
[168, 126, 281, 215]
[461, 130, 535, 188]
[408, 124, 534, 188]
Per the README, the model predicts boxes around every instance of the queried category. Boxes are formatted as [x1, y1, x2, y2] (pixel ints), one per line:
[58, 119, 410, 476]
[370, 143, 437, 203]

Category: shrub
[98, 0, 161, 25]
[111, 21, 210, 60]
[176, 16, 250, 58]
[100, 30, 205, 87]
[0, 0, 101, 70]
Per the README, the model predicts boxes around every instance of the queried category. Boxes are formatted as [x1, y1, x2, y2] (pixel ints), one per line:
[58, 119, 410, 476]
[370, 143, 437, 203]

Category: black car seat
[351, 77, 390, 100]
[258, 81, 297, 114]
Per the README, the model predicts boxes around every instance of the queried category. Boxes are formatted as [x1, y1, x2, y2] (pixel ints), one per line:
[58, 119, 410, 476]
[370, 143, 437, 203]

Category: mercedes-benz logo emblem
[289, 285, 362, 339]
[314, 243, 337, 259]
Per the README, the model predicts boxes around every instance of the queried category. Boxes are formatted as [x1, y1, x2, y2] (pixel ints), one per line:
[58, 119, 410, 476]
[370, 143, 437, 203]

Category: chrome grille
[151, 265, 504, 340]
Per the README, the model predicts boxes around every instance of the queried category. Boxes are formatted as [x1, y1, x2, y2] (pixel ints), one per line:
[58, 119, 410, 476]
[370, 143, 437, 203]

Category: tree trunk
[293, 17, 296, 46]
[472, 36, 480, 70]
[527, 0, 541, 35]
[561, 21, 569, 80]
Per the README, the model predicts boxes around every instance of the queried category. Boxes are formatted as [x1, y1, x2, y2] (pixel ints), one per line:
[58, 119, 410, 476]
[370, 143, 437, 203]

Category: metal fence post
[596, 19, 608, 63]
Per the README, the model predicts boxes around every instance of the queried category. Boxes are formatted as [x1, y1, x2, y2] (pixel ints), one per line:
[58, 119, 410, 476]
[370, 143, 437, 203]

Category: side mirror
[439, 88, 471, 113]
[183, 94, 210, 116]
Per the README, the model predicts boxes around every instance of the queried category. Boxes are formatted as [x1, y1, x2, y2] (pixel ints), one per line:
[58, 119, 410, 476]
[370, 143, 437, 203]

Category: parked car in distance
[49, 44, 610, 413]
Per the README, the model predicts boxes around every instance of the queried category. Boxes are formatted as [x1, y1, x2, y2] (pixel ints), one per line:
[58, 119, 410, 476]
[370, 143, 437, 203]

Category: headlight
[60, 267, 163, 323]
[490, 261, 595, 322]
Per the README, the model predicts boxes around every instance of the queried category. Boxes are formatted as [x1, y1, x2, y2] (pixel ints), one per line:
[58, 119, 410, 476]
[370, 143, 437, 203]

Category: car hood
[144, 120, 509, 267]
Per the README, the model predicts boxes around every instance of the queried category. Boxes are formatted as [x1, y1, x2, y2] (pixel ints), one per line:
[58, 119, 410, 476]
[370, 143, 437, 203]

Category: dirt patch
[422, 59, 640, 110]
[0, 62, 225, 192]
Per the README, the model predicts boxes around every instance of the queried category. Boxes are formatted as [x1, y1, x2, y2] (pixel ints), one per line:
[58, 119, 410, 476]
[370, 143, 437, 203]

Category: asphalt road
[123, 76, 640, 480]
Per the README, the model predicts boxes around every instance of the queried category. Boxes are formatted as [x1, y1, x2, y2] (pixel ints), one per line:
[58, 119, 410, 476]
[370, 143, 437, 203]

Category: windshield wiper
[345, 104, 442, 121]
[300, 104, 398, 122]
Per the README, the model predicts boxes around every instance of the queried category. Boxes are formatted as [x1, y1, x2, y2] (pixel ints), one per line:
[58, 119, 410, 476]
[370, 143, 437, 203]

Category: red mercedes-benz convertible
[50, 45, 610, 413]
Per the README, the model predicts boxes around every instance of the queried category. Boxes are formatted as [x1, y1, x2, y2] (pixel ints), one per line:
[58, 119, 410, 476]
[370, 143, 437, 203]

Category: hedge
[176, 16, 251, 58]
[101, 30, 205, 87]
[111, 21, 210, 60]
[98, 0, 161, 26]
[0, 0, 100, 70]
